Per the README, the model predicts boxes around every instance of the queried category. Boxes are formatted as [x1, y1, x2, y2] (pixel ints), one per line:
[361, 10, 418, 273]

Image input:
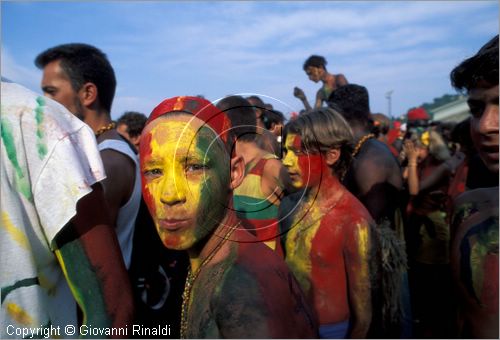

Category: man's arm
[99, 149, 135, 226]
[293, 87, 313, 112]
[314, 89, 323, 109]
[344, 220, 372, 338]
[353, 157, 394, 222]
[53, 184, 133, 334]
[403, 139, 420, 195]
[418, 152, 464, 193]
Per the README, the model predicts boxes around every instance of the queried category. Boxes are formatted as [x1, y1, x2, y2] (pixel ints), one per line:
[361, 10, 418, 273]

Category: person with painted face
[449, 35, 499, 339]
[140, 96, 317, 339]
[293, 55, 348, 112]
[280, 107, 373, 339]
[217, 95, 293, 255]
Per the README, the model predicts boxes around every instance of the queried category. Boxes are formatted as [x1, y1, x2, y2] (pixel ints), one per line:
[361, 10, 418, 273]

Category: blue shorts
[319, 320, 350, 339]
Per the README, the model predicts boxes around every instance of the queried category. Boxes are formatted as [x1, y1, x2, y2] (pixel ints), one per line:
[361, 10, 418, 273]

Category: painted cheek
[193, 131, 229, 238]
[288, 135, 305, 186]
[283, 152, 303, 188]
[297, 154, 324, 188]
[140, 132, 157, 218]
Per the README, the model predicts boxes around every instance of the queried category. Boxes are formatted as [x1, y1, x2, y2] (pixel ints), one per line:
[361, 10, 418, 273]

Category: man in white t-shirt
[1, 80, 133, 338]
[35, 43, 140, 269]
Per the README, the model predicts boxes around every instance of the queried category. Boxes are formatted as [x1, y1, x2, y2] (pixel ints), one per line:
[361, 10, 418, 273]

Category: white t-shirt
[1, 81, 106, 338]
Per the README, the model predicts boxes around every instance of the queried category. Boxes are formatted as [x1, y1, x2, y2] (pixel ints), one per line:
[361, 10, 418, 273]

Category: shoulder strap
[98, 139, 138, 165]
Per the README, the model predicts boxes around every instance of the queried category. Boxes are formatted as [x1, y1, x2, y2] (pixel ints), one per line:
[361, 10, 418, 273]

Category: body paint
[460, 216, 499, 305]
[284, 171, 372, 325]
[141, 116, 230, 251]
[55, 243, 111, 326]
[283, 134, 325, 189]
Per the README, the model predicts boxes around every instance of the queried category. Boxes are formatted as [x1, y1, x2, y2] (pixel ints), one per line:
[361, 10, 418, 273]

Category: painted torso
[233, 154, 281, 253]
[184, 228, 317, 338]
[451, 186, 499, 339]
[316, 74, 346, 106]
[284, 185, 373, 325]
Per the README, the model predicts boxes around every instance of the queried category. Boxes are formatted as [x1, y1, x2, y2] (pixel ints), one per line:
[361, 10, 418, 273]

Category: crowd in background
[1, 34, 498, 339]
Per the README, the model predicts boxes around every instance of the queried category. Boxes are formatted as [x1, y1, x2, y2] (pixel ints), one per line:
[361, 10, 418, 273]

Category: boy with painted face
[449, 35, 498, 339]
[140, 96, 316, 338]
[280, 108, 373, 338]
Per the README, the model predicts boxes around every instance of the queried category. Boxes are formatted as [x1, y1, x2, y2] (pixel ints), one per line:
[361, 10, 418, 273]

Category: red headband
[147, 96, 231, 143]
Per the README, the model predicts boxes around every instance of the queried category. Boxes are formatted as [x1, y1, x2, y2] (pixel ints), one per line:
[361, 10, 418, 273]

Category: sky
[1, 1, 498, 120]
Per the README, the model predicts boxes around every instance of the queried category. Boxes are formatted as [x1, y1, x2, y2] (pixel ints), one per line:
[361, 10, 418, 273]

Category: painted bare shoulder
[212, 238, 318, 338]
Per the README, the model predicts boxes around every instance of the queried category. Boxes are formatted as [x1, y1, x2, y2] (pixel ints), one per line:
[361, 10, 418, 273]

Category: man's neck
[187, 211, 238, 273]
[84, 109, 112, 133]
[314, 173, 343, 205]
[351, 125, 370, 141]
[322, 72, 334, 86]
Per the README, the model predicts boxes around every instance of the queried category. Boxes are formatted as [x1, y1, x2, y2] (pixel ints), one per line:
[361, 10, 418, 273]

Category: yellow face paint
[141, 115, 230, 250]
[282, 133, 304, 189]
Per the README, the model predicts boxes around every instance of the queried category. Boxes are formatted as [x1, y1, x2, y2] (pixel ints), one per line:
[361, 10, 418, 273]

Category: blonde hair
[285, 107, 354, 178]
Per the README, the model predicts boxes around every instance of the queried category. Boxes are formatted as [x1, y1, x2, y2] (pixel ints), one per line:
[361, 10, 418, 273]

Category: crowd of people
[1, 34, 498, 339]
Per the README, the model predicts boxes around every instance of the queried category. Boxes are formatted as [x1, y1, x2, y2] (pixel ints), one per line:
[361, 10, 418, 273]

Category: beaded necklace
[352, 133, 375, 157]
[95, 122, 116, 137]
[180, 223, 239, 338]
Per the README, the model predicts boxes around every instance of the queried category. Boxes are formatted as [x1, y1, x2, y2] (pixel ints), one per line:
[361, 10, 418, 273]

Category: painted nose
[159, 173, 187, 206]
[282, 152, 294, 168]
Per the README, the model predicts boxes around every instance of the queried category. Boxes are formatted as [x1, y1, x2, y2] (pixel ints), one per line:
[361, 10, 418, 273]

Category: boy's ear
[325, 148, 340, 166]
[229, 155, 245, 190]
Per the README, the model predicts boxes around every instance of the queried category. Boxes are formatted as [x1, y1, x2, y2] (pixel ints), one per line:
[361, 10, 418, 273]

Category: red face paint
[293, 135, 328, 189]
[139, 130, 157, 218]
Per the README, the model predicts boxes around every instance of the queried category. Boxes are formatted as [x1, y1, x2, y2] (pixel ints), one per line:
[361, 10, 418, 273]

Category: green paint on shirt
[35, 96, 47, 159]
[0, 117, 33, 201]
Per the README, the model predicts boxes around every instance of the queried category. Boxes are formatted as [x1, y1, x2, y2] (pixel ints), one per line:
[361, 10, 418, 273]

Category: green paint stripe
[35, 96, 47, 159]
[1, 117, 33, 201]
[233, 195, 279, 219]
[1, 277, 39, 303]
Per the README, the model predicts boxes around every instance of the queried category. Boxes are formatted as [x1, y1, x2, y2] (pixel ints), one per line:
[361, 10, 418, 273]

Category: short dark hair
[216, 95, 257, 143]
[246, 95, 266, 108]
[285, 107, 354, 178]
[117, 111, 147, 138]
[35, 43, 116, 113]
[450, 35, 499, 92]
[303, 55, 327, 71]
[262, 109, 285, 130]
[328, 84, 371, 126]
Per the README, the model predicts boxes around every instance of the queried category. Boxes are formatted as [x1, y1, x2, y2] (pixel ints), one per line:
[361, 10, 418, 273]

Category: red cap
[407, 107, 430, 121]
[147, 96, 231, 143]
